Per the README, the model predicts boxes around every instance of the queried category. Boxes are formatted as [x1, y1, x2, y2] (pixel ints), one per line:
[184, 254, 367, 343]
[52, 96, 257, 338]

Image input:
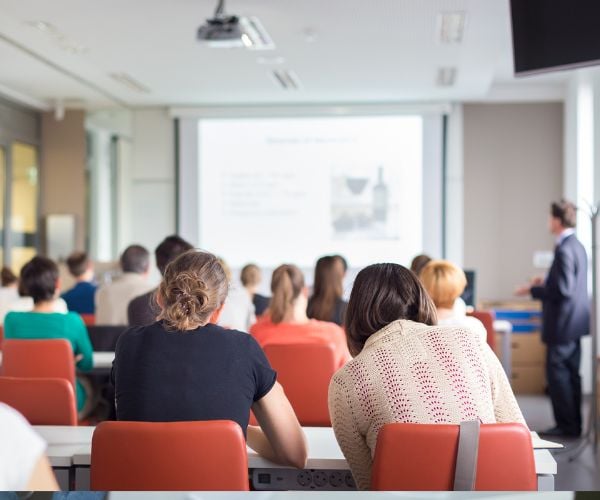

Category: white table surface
[0, 351, 114, 370]
[34, 425, 557, 475]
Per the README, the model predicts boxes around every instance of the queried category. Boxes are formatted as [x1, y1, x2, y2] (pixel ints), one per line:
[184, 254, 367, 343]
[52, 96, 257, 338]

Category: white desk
[34, 425, 557, 492]
[0, 351, 114, 371]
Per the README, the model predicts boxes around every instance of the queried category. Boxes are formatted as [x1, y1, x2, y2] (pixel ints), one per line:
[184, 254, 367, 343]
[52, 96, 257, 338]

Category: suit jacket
[531, 234, 590, 345]
[128, 289, 159, 326]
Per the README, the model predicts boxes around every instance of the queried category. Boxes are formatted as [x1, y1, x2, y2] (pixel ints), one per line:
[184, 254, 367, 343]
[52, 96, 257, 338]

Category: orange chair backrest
[2, 339, 76, 389]
[468, 310, 496, 351]
[80, 314, 95, 326]
[90, 420, 249, 491]
[371, 422, 536, 491]
[263, 341, 337, 426]
[0, 376, 77, 425]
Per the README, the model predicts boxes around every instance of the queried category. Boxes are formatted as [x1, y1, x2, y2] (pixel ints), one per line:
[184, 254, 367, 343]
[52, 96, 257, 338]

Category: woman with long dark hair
[307, 256, 347, 326]
[328, 263, 525, 490]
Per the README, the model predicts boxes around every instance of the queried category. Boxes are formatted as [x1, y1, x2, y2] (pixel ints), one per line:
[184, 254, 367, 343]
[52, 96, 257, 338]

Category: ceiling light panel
[436, 67, 457, 87]
[24, 20, 89, 54]
[437, 11, 466, 44]
[109, 72, 151, 94]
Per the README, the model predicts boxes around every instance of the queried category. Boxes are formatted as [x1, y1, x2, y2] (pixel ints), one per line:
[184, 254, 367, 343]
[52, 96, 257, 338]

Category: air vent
[437, 11, 466, 44]
[109, 73, 151, 93]
[436, 67, 457, 87]
[271, 69, 301, 90]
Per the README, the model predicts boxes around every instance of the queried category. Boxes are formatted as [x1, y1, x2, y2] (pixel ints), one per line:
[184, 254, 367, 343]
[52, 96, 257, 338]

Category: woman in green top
[4, 256, 94, 413]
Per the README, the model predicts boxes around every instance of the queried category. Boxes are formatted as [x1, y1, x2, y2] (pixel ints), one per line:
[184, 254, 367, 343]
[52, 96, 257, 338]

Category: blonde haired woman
[419, 259, 485, 340]
[112, 250, 307, 468]
[250, 264, 350, 368]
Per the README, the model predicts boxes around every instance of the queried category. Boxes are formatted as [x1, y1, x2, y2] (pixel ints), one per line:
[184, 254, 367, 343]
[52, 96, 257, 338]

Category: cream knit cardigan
[328, 319, 526, 490]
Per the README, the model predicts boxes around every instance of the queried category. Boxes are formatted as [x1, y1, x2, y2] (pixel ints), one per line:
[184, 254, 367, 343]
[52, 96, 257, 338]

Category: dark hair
[120, 245, 150, 274]
[410, 254, 432, 276]
[19, 256, 59, 304]
[345, 263, 437, 357]
[66, 251, 90, 278]
[241, 263, 261, 287]
[551, 199, 577, 228]
[1, 267, 17, 287]
[155, 235, 194, 275]
[332, 254, 348, 273]
[158, 250, 229, 330]
[270, 264, 305, 324]
[307, 256, 343, 322]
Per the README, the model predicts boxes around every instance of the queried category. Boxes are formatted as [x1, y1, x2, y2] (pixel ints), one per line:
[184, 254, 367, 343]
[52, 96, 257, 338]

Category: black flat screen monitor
[461, 270, 476, 308]
[510, 0, 600, 75]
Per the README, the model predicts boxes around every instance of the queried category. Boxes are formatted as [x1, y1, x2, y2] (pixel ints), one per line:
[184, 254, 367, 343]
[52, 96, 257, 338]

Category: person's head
[345, 263, 437, 357]
[1, 267, 17, 288]
[410, 254, 432, 277]
[419, 260, 467, 310]
[549, 199, 577, 235]
[120, 245, 150, 275]
[270, 264, 306, 324]
[241, 263, 261, 290]
[66, 251, 93, 281]
[308, 256, 343, 321]
[155, 235, 194, 275]
[332, 254, 348, 279]
[157, 250, 229, 331]
[19, 256, 60, 304]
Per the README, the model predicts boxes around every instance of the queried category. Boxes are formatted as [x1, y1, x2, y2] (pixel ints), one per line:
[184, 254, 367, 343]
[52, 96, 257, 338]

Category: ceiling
[0, 0, 569, 110]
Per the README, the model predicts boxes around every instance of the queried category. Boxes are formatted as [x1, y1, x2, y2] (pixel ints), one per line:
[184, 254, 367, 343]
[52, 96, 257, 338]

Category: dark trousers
[546, 340, 582, 434]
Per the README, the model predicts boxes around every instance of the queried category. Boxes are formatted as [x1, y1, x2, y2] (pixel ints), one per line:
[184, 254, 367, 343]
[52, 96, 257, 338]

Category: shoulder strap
[453, 420, 480, 491]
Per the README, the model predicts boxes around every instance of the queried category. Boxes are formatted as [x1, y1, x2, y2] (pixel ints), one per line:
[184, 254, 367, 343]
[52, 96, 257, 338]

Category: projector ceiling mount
[197, 0, 275, 49]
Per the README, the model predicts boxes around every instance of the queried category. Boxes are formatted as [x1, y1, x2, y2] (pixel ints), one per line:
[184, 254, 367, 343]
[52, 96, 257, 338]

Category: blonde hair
[241, 263, 261, 287]
[419, 260, 467, 309]
[269, 264, 304, 324]
[157, 250, 229, 330]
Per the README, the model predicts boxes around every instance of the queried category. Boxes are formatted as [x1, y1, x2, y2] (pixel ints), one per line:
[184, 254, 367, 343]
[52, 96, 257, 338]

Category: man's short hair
[155, 235, 194, 275]
[241, 264, 261, 287]
[20, 256, 59, 303]
[551, 199, 577, 229]
[66, 251, 90, 278]
[1, 267, 17, 287]
[120, 245, 150, 274]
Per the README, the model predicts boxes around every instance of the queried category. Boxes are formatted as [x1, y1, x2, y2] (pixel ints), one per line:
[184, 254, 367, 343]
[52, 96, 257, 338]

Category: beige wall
[40, 110, 86, 251]
[463, 103, 563, 302]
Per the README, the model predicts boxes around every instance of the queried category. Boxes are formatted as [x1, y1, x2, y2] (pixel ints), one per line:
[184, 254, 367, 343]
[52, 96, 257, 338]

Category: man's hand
[514, 284, 531, 296]
[530, 276, 544, 286]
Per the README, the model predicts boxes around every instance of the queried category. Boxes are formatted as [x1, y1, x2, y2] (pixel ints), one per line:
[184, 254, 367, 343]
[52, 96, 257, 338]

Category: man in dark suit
[516, 200, 590, 437]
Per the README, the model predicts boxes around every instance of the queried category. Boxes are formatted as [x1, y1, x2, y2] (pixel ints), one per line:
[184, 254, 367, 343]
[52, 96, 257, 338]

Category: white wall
[462, 102, 564, 302]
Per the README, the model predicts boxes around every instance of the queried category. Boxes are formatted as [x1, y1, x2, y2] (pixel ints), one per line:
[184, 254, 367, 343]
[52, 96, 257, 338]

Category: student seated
[419, 259, 485, 340]
[96, 244, 154, 325]
[328, 263, 526, 490]
[307, 255, 347, 326]
[217, 258, 256, 332]
[4, 256, 94, 413]
[0, 403, 59, 491]
[112, 250, 307, 468]
[128, 235, 193, 326]
[241, 263, 270, 317]
[250, 264, 351, 368]
[0, 267, 20, 324]
[61, 251, 97, 315]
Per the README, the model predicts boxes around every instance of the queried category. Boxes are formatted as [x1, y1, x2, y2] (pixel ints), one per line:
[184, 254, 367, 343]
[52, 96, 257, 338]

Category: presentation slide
[198, 115, 423, 268]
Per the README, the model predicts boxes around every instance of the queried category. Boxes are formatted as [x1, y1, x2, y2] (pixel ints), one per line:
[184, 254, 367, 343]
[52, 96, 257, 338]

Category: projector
[196, 0, 274, 49]
[197, 15, 243, 43]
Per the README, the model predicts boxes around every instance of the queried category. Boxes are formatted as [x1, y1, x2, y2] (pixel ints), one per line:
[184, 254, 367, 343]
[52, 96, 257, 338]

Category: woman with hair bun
[250, 264, 350, 368]
[112, 250, 307, 469]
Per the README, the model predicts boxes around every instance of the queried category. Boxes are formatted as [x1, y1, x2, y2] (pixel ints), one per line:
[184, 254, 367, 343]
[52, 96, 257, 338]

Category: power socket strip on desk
[251, 468, 357, 490]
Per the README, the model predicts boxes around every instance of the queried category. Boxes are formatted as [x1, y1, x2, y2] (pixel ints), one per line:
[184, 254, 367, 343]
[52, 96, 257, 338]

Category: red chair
[1, 339, 76, 390]
[0, 376, 77, 425]
[263, 342, 337, 426]
[90, 420, 249, 491]
[80, 314, 95, 327]
[468, 310, 496, 351]
[371, 422, 536, 491]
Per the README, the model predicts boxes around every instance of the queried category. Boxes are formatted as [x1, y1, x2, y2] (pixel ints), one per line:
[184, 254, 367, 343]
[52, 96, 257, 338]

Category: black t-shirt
[112, 321, 276, 434]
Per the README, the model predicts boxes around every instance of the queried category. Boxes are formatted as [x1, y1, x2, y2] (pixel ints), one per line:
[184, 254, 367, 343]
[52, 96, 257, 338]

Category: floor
[517, 395, 600, 491]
